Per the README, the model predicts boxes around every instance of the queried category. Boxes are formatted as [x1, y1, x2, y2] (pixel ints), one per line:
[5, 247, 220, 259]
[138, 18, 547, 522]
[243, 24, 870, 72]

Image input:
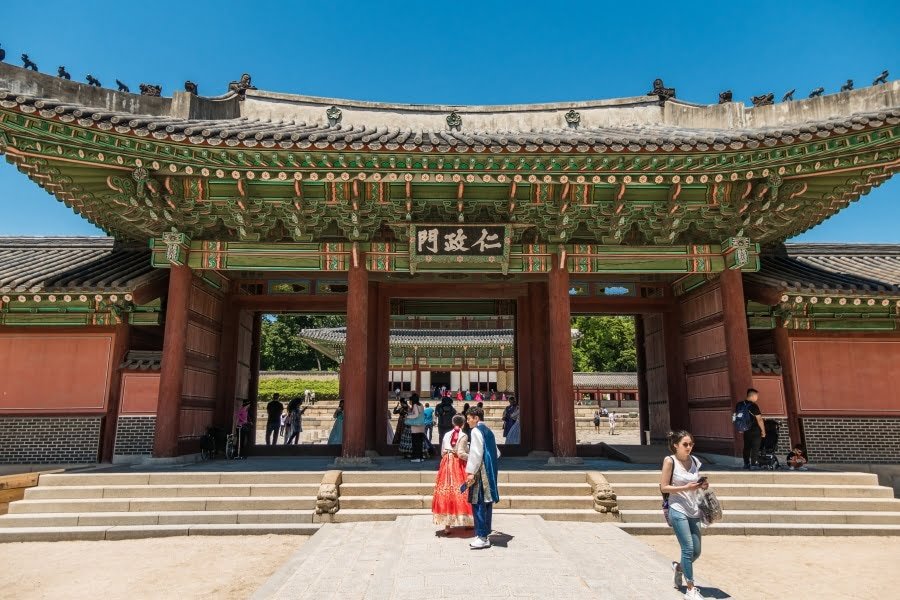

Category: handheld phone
[459, 483, 468, 493]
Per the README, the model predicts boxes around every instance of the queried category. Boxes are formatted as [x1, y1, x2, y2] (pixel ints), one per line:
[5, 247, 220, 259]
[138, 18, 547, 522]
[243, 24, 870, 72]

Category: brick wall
[114, 416, 156, 456]
[803, 418, 900, 464]
[0, 416, 101, 464]
[766, 418, 792, 458]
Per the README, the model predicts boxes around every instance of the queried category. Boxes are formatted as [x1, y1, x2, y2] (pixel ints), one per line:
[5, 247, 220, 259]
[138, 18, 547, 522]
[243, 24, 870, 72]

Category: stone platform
[253, 514, 732, 600]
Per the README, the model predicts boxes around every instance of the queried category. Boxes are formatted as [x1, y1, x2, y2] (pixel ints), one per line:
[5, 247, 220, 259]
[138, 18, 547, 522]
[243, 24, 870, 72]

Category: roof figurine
[647, 78, 676, 105]
[326, 105, 342, 125]
[139, 83, 162, 97]
[873, 70, 889, 85]
[184, 80, 198, 95]
[446, 111, 462, 131]
[21, 53, 37, 71]
[809, 86, 825, 98]
[565, 109, 581, 128]
[0, 44, 6, 62]
[751, 92, 774, 107]
[782, 89, 795, 102]
[85, 74, 101, 87]
[718, 90, 733, 104]
[227, 73, 256, 99]
[840, 79, 854, 92]
[57, 66, 71, 80]
[115, 79, 130, 93]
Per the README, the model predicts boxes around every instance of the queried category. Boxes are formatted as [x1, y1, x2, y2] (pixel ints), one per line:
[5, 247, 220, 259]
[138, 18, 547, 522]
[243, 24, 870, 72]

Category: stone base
[126, 454, 203, 467]
[527, 451, 553, 458]
[546, 456, 584, 466]
[332, 456, 374, 467]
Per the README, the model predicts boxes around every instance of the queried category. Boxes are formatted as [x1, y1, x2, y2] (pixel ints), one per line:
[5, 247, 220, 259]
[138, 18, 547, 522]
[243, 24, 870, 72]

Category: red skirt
[432, 453, 473, 527]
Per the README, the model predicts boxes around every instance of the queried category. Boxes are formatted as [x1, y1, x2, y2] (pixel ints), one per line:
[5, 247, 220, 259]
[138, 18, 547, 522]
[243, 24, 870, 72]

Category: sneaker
[683, 587, 705, 599]
[469, 537, 491, 549]
[672, 562, 683, 588]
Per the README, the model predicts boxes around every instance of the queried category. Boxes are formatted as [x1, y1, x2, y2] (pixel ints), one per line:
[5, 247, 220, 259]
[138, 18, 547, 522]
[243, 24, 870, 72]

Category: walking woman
[660, 430, 709, 600]
[406, 394, 427, 463]
[432, 414, 473, 534]
[327, 399, 344, 445]
[393, 397, 411, 456]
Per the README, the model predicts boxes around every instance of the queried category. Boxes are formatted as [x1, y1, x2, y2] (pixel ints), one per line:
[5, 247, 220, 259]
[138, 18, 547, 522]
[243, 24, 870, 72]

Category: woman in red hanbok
[432, 414, 474, 533]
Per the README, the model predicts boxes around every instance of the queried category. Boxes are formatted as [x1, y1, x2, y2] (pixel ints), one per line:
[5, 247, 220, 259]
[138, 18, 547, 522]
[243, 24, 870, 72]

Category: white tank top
[667, 454, 701, 518]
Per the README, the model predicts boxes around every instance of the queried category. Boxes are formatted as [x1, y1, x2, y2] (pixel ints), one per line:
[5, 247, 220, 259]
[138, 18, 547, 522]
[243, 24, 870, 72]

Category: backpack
[732, 400, 754, 433]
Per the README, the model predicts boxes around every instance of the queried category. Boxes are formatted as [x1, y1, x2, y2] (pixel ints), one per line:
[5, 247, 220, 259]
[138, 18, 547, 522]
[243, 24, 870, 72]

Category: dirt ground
[2, 533, 898, 599]
[0, 535, 307, 600]
[638, 535, 900, 599]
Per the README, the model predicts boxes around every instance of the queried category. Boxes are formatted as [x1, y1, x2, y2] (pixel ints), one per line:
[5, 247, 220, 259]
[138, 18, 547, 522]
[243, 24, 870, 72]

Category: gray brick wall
[803, 418, 900, 464]
[0, 416, 101, 464]
[766, 418, 793, 459]
[114, 416, 156, 456]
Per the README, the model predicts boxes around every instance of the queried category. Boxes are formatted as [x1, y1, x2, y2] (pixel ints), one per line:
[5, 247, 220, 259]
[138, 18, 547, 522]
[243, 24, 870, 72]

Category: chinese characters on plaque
[414, 225, 505, 256]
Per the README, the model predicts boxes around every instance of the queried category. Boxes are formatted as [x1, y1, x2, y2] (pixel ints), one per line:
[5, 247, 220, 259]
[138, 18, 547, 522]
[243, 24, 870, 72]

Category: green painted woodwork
[2, 108, 898, 246]
[0, 294, 162, 327]
[745, 296, 900, 331]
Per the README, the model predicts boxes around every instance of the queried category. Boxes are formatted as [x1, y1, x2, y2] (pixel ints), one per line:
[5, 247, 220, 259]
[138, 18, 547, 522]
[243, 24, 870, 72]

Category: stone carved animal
[873, 70, 889, 86]
[751, 93, 774, 107]
[315, 483, 340, 515]
[21, 53, 38, 71]
[809, 87, 825, 98]
[782, 89, 795, 102]
[86, 75, 102, 87]
[116, 79, 130, 93]
[840, 79, 854, 92]
[718, 90, 733, 104]
[139, 83, 162, 97]
[184, 80, 198, 94]
[647, 78, 676, 104]
[57, 66, 71, 80]
[0, 44, 6, 63]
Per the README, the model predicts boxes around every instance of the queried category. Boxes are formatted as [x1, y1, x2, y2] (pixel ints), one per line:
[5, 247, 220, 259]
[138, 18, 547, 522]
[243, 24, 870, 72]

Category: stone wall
[803, 418, 900, 464]
[0, 416, 101, 463]
[113, 416, 156, 456]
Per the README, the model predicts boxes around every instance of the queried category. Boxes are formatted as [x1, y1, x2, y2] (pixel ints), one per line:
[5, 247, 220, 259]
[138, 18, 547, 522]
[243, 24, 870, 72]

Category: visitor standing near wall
[435, 396, 457, 446]
[594, 409, 602, 432]
[660, 430, 709, 600]
[406, 394, 426, 463]
[465, 406, 501, 550]
[608, 411, 617, 435]
[265, 393, 284, 445]
[423, 402, 435, 446]
[734, 388, 765, 469]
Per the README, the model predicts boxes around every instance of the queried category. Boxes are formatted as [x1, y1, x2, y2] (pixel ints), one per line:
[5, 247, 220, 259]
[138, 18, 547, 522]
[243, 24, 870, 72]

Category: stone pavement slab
[252, 515, 733, 599]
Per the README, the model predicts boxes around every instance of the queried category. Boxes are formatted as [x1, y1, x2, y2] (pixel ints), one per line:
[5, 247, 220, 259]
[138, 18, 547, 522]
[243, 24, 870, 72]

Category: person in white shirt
[464, 406, 500, 549]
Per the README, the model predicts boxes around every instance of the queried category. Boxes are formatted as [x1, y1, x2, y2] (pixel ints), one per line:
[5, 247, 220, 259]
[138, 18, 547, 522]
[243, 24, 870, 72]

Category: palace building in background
[0, 61, 898, 464]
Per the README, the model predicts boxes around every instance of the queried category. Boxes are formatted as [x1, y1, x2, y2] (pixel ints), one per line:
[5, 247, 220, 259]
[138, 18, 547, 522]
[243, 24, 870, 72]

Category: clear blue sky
[1, 0, 897, 242]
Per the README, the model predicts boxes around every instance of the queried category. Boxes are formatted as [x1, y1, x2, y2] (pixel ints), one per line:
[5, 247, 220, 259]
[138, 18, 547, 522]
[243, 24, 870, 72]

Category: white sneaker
[469, 536, 491, 549]
[683, 587, 705, 599]
[672, 562, 683, 588]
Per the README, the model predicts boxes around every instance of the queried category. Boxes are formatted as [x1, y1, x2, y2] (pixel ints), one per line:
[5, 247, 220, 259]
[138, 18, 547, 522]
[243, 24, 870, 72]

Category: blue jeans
[471, 501, 493, 539]
[670, 509, 702, 583]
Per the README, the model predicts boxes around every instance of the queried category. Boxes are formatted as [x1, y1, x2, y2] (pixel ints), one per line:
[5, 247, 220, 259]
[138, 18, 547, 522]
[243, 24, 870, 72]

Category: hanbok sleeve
[457, 434, 470, 461]
[441, 430, 452, 453]
[466, 428, 484, 475]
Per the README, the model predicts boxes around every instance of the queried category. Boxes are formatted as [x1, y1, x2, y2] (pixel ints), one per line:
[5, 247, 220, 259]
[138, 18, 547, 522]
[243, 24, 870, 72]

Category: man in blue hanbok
[464, 406, 501, 549]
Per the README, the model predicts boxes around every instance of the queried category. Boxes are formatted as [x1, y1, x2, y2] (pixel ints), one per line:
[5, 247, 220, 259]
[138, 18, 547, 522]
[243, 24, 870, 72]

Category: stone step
[339, 470, 588, 484]
[328, 508, 611, 523]
[36, 472, 325, 487]
[0, 523, 321, 543]
[615, 522, 900, 536]
[339, 495, 594, 510]
[0, 509, 318, 527]
[609, 482, 893, 498]
[7, 496, 318, 514]
[24, 484, 320, 500]
[618, 509, 900, 524]
[339, 482, 591, 497]
[603, 471, 879, 486]
[615, 495, 900, 512]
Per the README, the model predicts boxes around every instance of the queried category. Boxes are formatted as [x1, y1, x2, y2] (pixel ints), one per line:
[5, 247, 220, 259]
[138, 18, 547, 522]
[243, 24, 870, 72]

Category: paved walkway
[252, 515, 733, 600]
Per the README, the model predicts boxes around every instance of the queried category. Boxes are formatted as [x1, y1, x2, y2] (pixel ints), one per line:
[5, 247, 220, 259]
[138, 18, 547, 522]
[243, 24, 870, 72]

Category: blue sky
[1, 0, 897, 241]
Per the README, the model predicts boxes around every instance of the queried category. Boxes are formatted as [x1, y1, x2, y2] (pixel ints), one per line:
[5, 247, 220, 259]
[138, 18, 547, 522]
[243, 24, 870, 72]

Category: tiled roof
[120, 350, 162, 371]
[748, 243, 900, 296]
[751, 354, 782, 375]
[0, 237, 161, 293]
[572, 372, 638, 388]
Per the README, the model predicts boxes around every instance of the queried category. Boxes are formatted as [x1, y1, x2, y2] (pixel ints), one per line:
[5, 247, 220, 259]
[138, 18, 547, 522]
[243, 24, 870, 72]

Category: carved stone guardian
[57, 66, 71, 80]
[228, 73, 257, 100]
[718, 90, 733, 104]
[809, 87, 825, 98]
[873, 70, 889, 85]
[647, 78, 676, 104]
[751, 93, 774, 107]
[139, 83, 162, 97]
[21, 54, 38, 71]
[587, 472, 619, 516]
[781, 89, 795, 102]
[840, 79, 854, 92]
[116, 80, 130, 93]
[86, 75, 102, 87]
[314, 470, 342, 518]
[184, 81, 198, 95]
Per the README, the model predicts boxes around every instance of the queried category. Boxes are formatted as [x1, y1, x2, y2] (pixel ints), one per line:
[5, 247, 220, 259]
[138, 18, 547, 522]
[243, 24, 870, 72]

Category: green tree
[571, 316, 637, 372]
[259, 314, 344, 371]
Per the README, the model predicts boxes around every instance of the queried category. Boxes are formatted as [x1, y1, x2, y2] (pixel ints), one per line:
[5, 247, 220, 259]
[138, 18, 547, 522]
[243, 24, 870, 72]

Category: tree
[571, 316, 637, 372]
[259, 314, 344, 371]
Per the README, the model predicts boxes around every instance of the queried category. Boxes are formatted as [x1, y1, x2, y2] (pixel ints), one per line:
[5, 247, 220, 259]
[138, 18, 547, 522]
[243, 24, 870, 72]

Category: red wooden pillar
[247, 312, 262, 445]
[528, 282, 551, 452]
[153, 264, 192, 457]
[100, 323, 131, 462]
[215, 287, 239, 429]
[515, 293, 533, 450]
[635, 316, 651, 445]
[773, 324, 802, 447]
[663, 303, 690, 431]
[720, 269, 754, 456]
[342, 256, 369, 457]
[547, 254, 577, 457]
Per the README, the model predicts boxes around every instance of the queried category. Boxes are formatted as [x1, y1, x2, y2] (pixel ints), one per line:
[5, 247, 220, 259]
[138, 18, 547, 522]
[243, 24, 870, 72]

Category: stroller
[756, 419, 782, 470]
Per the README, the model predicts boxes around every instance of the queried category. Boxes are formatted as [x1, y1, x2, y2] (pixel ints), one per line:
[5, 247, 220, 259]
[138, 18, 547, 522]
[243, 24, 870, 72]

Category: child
[786, 444, 808, 470]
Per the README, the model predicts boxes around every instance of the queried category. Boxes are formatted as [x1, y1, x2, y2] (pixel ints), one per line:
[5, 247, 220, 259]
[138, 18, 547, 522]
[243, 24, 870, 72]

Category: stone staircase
[331, 470, 606, 523]
[609, 470, 900, 535]
[0, 472, 324, 542]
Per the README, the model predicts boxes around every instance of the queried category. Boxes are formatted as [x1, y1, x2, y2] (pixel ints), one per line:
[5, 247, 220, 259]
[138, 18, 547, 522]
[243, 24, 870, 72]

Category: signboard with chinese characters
[409, 225, 512, 274]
